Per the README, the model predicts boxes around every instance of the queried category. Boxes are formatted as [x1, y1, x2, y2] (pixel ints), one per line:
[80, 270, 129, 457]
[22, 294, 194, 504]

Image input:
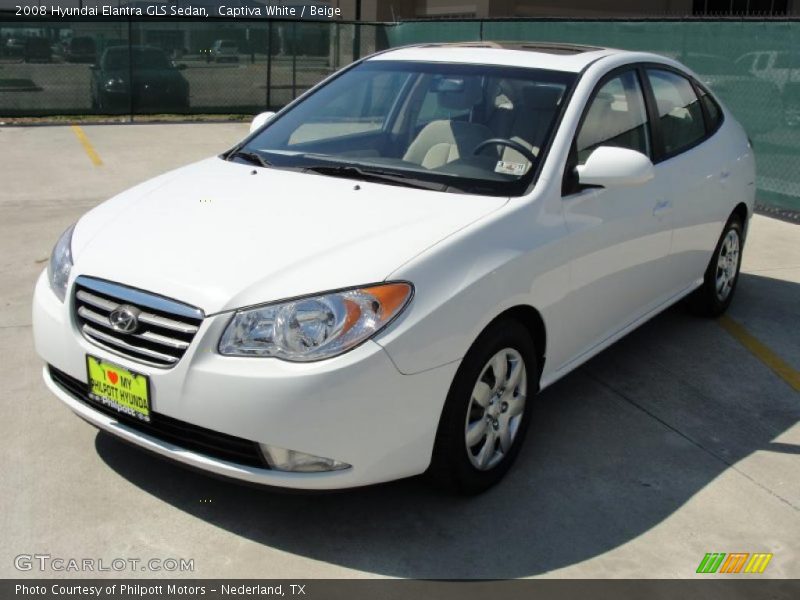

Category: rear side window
[698, 87, 723, 132]
[646, 69, 705, 156]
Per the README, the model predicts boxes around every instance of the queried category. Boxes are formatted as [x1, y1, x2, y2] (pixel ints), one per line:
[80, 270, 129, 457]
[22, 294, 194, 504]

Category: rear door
[642, 67, 729, 292]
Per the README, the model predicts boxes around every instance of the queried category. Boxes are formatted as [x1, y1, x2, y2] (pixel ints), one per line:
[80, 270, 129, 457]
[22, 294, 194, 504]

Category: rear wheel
[689, 216, 744, 317]
[426, 319, 537, 494]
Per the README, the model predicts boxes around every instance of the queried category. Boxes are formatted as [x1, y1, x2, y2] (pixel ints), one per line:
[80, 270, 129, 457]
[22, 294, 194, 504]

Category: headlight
[219, 282, 413, 362]
[47, 224, 75, 302]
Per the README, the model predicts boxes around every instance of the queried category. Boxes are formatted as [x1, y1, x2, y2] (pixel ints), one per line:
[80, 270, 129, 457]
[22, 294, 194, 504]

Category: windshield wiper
[229, 150, 273, 168]
[302, 164, 450, 192]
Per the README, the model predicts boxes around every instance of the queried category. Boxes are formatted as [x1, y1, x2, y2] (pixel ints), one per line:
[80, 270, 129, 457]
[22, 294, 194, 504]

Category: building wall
[354, 0, 796, 20]
[0, 0, 794, 19]
[497, 0, 696, 17]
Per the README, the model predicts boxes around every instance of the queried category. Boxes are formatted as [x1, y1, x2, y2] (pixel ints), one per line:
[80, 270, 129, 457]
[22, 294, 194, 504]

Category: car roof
[368, 41, 647, 73]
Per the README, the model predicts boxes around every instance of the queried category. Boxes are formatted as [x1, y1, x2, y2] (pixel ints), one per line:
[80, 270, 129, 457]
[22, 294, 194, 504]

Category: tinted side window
[698, 87, 723, 132]
[576, 70, 650, 165]
[646, 69, 706, 156]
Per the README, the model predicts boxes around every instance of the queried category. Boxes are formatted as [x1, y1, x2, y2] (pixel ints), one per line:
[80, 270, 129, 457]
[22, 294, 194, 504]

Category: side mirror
[576, 146, 654, 188]
[249, 111, 276, 133]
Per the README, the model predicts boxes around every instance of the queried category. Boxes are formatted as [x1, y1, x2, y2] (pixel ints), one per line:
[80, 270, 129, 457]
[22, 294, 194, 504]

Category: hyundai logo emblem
[108, 305, 140, 334]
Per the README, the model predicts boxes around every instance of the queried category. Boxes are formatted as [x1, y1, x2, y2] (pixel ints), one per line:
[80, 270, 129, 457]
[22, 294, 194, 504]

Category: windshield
[238, 61, 576, 196]
[104, 48, 170, 70]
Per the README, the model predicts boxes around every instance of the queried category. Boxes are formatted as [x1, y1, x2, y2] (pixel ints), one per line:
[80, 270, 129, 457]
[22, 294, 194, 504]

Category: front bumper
[33, 271, 458, 489]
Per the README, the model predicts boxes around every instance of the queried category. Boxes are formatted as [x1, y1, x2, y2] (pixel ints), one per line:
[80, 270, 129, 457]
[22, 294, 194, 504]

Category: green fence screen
[1, 17, 798, 212]
[387, 19, 800, 213]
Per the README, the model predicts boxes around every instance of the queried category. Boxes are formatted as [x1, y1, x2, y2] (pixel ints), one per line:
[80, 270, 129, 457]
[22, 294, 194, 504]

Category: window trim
[638, 63, 725, 164]
[693, 79, 725, 138]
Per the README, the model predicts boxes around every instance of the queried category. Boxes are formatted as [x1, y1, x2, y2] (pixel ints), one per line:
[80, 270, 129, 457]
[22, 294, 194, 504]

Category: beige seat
[403, 77, 492, 169]
[501, 85, 564, 167]
[404, 120, 494, 169]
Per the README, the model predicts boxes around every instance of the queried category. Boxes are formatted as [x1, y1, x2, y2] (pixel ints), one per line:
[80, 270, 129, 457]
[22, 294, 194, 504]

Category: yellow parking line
[70, 125, 103, 167]
[719, 315, 800, 393]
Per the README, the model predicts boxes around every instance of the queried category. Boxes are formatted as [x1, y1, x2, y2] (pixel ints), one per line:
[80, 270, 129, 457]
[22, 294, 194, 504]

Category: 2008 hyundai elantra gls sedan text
[34, 42, 754, 493]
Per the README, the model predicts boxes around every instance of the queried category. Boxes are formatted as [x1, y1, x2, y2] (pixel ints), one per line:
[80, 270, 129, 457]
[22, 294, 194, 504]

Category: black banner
[5, 580, 800, 600]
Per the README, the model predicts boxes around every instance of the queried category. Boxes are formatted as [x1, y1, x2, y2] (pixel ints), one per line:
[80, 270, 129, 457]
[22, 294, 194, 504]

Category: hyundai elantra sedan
[33, 42, 754, 494]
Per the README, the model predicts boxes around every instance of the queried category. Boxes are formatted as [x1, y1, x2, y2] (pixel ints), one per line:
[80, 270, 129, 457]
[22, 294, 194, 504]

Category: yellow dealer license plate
[86, 356, 151, 423]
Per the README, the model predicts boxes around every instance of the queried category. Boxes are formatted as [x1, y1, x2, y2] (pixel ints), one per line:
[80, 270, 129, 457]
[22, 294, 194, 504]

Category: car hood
[72, 157, 507, 314]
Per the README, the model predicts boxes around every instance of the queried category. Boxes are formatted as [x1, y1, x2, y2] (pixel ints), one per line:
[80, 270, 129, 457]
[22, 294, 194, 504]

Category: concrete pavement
[0, 123, 797, 579]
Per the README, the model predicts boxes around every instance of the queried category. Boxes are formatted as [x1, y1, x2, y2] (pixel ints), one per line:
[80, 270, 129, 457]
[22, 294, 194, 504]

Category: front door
[558, 68, 674, 368]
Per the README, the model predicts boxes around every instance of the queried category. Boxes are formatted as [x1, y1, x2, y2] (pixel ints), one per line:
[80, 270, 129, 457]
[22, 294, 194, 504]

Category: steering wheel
[472, 138, 538, 165]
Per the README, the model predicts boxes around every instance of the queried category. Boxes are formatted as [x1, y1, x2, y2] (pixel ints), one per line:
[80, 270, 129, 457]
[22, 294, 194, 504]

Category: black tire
[689, 215, 745, 317]
[426, 319, 538, 495]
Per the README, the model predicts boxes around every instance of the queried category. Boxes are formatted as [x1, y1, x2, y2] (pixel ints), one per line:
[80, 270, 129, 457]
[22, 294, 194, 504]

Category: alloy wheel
[715, 229, 740, 301]
[464, 348, 527, 471]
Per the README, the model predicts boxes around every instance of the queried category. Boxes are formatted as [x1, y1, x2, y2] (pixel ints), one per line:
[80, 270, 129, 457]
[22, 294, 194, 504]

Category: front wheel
[689, 216, 744, 317]
[426, 319, 537, 494]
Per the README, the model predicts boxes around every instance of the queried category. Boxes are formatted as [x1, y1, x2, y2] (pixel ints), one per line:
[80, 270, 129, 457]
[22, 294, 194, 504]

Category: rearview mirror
[576, 146, 654, 188]
[431, 77, 465, 93]
[249, 111, 276, 133]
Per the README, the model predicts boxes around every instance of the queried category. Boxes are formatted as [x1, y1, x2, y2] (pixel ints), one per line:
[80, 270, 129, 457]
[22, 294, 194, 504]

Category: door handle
[653, 199, 672, 218]
[720, 170, 731, 184]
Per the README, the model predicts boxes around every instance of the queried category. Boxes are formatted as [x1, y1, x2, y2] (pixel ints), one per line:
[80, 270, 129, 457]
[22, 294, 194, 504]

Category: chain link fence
[0, 18, 385, 116]
[1, 16, 798, 212]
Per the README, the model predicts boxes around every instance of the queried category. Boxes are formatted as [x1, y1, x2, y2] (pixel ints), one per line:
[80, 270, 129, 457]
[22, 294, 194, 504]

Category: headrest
[437, 77, 483, 111]
[522, 85, 564, 110]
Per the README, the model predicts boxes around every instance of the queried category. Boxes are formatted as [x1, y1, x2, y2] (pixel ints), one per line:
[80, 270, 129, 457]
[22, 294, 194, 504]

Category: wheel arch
[482, 304, 547, 390]
[732, 202, 749, 237]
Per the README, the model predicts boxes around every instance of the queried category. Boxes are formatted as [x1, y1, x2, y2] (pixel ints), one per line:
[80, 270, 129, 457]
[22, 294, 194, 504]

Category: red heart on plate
[107, 371, 119, 385]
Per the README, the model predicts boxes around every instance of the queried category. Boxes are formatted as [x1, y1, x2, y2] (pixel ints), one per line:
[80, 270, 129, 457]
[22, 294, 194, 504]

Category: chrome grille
[74, 276, 204, 368]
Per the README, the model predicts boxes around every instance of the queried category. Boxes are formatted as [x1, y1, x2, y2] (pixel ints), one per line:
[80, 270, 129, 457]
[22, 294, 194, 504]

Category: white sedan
[33, 42, 755, 493]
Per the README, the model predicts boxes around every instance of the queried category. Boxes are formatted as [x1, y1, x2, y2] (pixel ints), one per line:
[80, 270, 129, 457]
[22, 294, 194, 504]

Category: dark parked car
[91, 46, 190, 113]
[65, 36, 96, 63]
[23, 37, 52, 62]
[102, 39, 127, 50]
[4, 37, 25, 58]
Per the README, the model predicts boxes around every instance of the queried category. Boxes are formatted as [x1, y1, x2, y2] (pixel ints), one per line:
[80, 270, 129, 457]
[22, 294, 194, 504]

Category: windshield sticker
[495, 161, 528, 176]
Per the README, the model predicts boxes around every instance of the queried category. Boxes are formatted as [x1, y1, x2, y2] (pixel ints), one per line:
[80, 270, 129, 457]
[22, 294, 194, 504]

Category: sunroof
[508, 42, 604, 55]
[420, 41, 605, 55]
